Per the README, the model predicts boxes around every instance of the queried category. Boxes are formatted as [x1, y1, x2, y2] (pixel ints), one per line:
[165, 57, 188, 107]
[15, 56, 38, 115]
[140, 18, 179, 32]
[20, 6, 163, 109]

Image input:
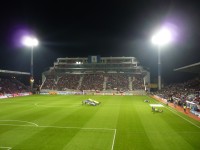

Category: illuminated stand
[151, 27, 172, 91]
[22, 36, 39, 91]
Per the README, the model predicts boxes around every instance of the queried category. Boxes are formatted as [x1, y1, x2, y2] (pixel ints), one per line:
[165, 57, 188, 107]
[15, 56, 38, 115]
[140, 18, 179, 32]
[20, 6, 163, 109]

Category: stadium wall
[40, 89, 146, 95]
[0, 92, 31, 99]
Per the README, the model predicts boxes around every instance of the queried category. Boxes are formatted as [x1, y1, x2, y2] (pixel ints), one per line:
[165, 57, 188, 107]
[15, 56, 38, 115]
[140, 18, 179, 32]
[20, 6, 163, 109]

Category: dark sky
[0, 0, 200, 83]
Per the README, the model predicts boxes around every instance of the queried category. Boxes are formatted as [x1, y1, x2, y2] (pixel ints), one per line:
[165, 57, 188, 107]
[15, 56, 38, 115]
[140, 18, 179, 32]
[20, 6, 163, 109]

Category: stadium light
[22, 37, 38, 47]
[151, 27, 172, 91]
[22, 36, 39, 91]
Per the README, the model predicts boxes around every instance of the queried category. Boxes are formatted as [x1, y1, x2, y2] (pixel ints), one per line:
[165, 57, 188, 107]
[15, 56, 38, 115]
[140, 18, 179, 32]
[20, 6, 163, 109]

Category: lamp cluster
[151, 28, 172, 46]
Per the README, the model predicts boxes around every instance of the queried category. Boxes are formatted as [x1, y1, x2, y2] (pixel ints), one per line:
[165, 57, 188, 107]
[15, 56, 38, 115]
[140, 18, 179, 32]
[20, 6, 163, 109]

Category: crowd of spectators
[106, 74, 129, 91]
[80, 74, 104, 91]
[0, 77, 29, 95]
[42, 75, 57, 90]
[57, 74, 81, 90]
[132, 75, 144, 90]
[41, 73, 145, 92]
[155, 77, 200, 109]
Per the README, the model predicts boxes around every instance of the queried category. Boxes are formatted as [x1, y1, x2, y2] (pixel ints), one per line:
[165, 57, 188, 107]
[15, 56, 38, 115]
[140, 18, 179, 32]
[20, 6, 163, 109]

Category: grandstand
[0, 69, 30, 97]
[41, 56, 150, 95]
[153, 62, 200, 118]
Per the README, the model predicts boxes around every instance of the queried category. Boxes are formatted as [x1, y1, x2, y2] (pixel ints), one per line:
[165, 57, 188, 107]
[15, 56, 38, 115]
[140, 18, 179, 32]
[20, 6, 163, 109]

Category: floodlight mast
[158, 45, 161, 91]
[151, 28, 171, 91]
[22, 36, 39, 92]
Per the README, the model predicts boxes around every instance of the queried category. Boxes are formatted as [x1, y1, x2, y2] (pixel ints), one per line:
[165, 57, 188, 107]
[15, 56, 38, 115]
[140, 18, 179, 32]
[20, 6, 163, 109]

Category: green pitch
[0, 95, 200, 150]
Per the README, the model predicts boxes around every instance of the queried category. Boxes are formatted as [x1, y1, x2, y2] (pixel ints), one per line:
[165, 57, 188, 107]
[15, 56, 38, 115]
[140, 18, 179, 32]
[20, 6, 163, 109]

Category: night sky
[0, 0, 200, 84]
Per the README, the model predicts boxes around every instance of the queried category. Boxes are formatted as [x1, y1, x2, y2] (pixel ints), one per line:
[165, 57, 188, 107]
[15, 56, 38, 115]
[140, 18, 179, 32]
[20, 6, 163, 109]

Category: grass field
[0, 95, 200, 150]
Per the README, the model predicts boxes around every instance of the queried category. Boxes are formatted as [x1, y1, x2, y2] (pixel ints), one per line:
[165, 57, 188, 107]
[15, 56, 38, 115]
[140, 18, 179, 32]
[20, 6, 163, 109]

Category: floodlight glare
[22, 36, 39, 47]
[21, 35, 39, 92]
[151, 27, 173, 91]
[151, 28, 172, 46]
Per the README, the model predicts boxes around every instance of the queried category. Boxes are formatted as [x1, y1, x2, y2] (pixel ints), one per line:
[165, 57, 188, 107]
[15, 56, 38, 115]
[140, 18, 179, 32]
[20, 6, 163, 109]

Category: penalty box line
[0, 123, 116, 150]
[0, 147, 12, 150]
[39, 125, 117, 150]
[0, 122, 115, 131]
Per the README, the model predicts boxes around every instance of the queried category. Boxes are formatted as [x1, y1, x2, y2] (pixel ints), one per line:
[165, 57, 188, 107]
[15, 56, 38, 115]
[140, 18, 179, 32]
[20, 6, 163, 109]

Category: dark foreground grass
[0, 95, 200, 150]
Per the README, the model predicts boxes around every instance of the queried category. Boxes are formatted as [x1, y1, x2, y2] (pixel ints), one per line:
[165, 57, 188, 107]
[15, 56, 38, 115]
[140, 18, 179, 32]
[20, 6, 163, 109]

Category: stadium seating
[155, 77, 200, 108]
[57, 74, 81, 90]
[106, 74, 129, 91]
[42, 75, 57, 90]
[0, 77, 29, 94]
[41, 73, 145, 92]
[80, 74, 104, 91]
[132, 74, 144, 90]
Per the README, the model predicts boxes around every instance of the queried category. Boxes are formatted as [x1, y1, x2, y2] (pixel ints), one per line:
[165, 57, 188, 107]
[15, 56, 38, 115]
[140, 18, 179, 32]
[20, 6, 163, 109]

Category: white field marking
[0, 147, 12, 150]
[103, 104, 130, 105]
[0, 124, 35, 127]
[111, 129, 116, 150]
[165, 106, 200, 129]
[150, 97, 200, 128]
[38, 125, 115, 131]
[0, 122, 116, 150]
[0, 122, 115, 131]
[0, 124, 116, 149]
[0, 120, 38, 127]
[150, 104, 164, 107]
[2, 101, 37, 105]
[34, 103, 80, 108]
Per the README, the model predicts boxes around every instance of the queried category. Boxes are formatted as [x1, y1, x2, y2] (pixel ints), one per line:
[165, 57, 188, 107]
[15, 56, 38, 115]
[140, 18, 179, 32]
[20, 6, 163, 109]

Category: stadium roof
[174, 62, 200, 74]
[0, 69, 30, 75]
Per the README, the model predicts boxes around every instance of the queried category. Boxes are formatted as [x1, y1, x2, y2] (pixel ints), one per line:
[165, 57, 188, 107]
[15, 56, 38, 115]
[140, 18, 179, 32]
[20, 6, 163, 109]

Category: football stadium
[0, 56, 200, 150]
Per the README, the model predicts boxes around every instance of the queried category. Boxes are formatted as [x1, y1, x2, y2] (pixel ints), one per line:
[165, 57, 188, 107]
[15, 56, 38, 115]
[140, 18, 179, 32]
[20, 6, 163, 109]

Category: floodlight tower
[151, 27, 172, 90]
[22, 36, 39, 91]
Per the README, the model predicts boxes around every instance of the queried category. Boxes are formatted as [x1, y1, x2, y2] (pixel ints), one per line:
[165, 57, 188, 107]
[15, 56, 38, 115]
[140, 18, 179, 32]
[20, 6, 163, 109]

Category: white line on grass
[34, 103, 80, 108]
[0, 147, 12, 150]
[0, 120, 38, 127]
[165, 107, 200, 129]
[0, 123, 116, 150]
[150, 104, 164, 107]
[0, 121, 115, 131]
[111, 129, 116, 150]
[150, 97, 200, 129]
[39, 124, 117, 149]
[38, 125, 115, 131]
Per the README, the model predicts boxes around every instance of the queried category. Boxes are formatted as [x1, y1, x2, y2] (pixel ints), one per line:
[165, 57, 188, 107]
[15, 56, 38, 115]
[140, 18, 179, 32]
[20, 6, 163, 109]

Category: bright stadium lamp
[22, 36, 39, 47]
[22, 36, 39, 92]
[151, 27, 172, 91]
[152, 28, 172, 46]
